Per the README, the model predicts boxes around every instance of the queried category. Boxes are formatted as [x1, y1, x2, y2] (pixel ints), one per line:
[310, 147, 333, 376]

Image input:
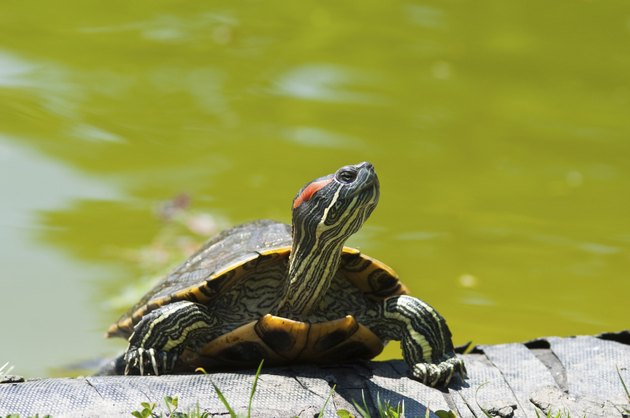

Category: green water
[1, 2, 629, 377]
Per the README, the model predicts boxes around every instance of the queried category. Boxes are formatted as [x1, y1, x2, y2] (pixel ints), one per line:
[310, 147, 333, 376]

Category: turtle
[107, 162, 466, 387]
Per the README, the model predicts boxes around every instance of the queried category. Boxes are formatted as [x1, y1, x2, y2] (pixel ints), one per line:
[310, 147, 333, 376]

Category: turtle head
[291, 162, 379, 245]
[281, 162, 379, 316]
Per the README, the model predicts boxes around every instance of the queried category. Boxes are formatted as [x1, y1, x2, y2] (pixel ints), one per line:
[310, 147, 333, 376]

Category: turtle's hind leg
[365, 295, 467, 387]
[124, 300, 219, 375]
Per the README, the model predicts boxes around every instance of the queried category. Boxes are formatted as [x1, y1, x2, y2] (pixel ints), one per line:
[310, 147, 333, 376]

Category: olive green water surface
[1, 1, 629, 377]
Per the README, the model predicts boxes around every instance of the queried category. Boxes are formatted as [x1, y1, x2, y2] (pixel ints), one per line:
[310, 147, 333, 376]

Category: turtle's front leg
[124, 301, 218, 375]
[366, 295, 467, 387]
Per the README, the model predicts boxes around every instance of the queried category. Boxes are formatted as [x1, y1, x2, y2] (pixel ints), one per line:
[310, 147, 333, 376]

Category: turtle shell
[108, 219, 408, 364]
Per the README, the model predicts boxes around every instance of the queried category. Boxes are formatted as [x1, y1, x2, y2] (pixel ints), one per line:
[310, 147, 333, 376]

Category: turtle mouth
[356, 176, 379, 213]
[349, 163, 379, 212]
[357, 164, 379, 194]
[357, 179, 378, 198]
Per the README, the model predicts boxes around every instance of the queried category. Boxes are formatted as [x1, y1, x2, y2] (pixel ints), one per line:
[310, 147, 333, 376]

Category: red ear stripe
[293, 178, 333, 209]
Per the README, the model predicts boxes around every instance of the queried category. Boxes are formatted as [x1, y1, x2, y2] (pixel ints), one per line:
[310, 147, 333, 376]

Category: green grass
[617, 365, 630, 403]
[534, 411, 571, 418]
[208, 360, 264, 418]
[318, 384, 337, 417]
[617, 365, 630, 415]
[2, 415, 51, 418]
[129, 361, 411, 418]
[131, 397, 208, 418]
[336, 390, 404, 418]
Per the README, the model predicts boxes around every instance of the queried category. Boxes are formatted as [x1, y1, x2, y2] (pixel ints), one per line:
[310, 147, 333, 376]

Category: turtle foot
[123, 346, 178, 376]
[410, 356, 467, 387]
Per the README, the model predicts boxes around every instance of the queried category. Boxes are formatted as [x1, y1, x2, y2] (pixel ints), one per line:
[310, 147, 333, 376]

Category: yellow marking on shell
[206, 253, 259, 278]
[301, 315, 383, 361]
[256, 247, 291, 257]
[331, 315, 357, 332]
[341, 248, 408, 298]
[255, 314, 310, 357]
[308, 315, 358, 341]
[341, 246, 360, 255]
[106, 319, 133, 338]
[109, 250, 288, 338]
[257, 313, 309, 332]
[192, 314, 383, 367]
[357, 253, 399, 279]
[198, 316, 301, 363]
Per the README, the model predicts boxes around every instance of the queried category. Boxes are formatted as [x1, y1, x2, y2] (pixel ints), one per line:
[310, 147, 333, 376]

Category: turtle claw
[124, 356, 131, 376]
[148, 348, 159, 376]
[123, 345, 178, 376]
[410, 356, 467, 387]
[138, 348, 145, 375]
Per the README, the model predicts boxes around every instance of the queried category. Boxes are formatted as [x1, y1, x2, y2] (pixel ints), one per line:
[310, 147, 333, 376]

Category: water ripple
[275, 64, 387, 104]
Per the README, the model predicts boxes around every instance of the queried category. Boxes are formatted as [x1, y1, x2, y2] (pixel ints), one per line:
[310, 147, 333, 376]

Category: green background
[1, 1, 628, 377]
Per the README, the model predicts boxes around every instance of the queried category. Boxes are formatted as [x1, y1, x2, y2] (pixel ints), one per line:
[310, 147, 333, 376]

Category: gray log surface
[1, 331, 629, 418]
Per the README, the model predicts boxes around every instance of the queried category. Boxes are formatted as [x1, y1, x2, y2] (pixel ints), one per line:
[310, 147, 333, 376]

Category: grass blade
[317, 384, 336, 418]
[211, 381, 238, 418]
[351, 390, 371, 418]
[617, 365, 630, 402]
[473, 382, 493, 418]
[247, 360, 264, 418]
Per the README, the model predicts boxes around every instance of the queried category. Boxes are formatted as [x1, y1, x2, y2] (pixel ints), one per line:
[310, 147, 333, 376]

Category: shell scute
[340, 248, 408, 300]
[107, 220, 292, 337]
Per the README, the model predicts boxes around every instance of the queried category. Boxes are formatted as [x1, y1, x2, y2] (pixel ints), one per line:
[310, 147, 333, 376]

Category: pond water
[1, 2, 629, 377]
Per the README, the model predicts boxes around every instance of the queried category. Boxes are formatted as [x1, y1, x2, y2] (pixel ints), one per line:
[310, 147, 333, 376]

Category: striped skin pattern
[278, 163, 379, 315]
[362, 296, 467, 387]
[124, 300, 215, 375]
[114, 163, 467, 387]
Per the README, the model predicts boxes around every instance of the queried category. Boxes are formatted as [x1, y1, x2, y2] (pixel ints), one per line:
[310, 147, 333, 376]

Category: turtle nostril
[360, 162, 373, 170]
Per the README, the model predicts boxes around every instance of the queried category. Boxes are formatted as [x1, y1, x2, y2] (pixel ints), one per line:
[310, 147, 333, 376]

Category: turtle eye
[336, 169, 357, 184]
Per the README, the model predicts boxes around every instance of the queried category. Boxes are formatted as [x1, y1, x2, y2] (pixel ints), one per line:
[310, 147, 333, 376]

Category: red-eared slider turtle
[107, 162, 466, 387]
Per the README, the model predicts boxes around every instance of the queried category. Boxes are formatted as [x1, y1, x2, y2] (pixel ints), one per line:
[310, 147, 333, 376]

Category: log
[1, 331, 629, 417]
